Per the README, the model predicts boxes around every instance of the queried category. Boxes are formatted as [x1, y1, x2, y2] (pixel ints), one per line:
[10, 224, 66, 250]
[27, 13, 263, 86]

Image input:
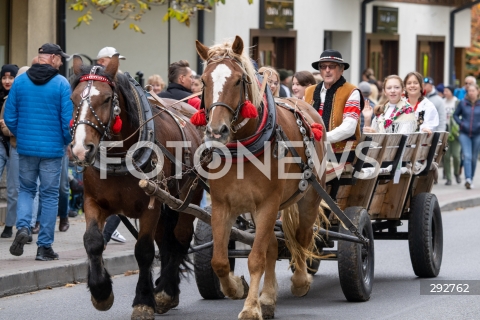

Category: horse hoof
[131, 304, 155, 320]
[291, 282, 310, 297]
[261, 303, 276, 319]
[240, 275, 249, 299]
[91, 292, 114, 311]
[238, 308, 262, 320]
[155, 291, 179, 314]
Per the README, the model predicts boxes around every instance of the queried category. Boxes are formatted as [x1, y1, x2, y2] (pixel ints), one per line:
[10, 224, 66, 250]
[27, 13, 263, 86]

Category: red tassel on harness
[69, 119, 74, 128]
[240, 100, 258, 118]
[112, 115, 122, 134]
[311, 123, 323, 141]
[190, 109, 207, 126]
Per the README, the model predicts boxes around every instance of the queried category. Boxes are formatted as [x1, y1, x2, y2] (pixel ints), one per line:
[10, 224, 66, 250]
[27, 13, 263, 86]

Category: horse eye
[104, 96, 111, 104]
[235, 79, 241, 86]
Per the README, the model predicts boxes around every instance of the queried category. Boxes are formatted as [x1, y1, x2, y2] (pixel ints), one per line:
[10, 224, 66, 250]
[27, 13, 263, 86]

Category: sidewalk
[1, 169, 479, 298]
[0, 215, 137, 298]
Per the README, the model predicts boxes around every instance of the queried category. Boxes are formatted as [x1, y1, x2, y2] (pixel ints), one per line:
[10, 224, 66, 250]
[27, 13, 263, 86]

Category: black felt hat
[311, 49, 350, 71]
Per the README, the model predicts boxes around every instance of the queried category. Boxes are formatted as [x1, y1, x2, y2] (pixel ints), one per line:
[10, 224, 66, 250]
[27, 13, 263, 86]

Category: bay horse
[194, 36, 328, 319]
[70, 55, 203, 319]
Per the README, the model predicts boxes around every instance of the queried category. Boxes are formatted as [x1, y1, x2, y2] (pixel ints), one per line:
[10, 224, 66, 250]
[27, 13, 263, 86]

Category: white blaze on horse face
[211, 64, 232, 104]
[72, 85, 101, 161]
[208, 64, 231, 127]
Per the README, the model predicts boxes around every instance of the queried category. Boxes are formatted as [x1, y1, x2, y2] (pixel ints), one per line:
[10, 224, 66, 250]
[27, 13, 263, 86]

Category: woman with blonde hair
[258, 66, 280, 96]
[147, 74, 165, 94]
[363, 75, 416, 134]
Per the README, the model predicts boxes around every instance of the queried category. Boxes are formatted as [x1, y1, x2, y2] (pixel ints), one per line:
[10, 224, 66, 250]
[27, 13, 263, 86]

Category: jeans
[458, 133, 480, 180]
[58, 154, 69, 219]
[0, 141, 8, 179]
[5, 146, 38, 228]
[5, 146, 39, 228]
[103, 215, 121, 243]
[16, 155, 62, 248]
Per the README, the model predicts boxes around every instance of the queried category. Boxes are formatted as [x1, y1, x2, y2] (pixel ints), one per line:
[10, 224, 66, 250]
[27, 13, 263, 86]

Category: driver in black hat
[305, 49, 364, 154]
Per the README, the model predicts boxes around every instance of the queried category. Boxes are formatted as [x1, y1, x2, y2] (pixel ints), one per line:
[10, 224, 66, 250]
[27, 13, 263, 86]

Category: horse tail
[281, 201, 331, 270]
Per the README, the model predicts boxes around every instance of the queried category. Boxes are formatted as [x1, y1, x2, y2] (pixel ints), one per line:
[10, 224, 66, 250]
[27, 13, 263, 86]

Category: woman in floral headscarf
[363, 75, 416, 134]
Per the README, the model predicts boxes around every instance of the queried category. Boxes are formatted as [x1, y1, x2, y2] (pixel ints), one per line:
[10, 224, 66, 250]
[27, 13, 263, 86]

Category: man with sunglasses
[305, 49, 364, 154]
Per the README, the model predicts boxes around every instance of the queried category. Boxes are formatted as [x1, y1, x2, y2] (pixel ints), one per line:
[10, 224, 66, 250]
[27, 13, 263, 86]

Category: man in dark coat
[159, 60, 200, 109]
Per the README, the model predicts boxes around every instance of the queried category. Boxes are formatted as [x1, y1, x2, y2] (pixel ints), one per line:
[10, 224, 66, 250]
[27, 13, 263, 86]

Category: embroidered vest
[305, 82, 362, 152]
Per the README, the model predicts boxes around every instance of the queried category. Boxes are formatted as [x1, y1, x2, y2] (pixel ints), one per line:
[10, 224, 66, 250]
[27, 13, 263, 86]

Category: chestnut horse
[195, 36, 327, 319]
[70, 55, 202, 319]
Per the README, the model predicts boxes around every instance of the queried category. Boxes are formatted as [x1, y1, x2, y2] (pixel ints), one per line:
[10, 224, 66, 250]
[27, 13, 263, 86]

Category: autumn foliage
[466, 4, 480, 77]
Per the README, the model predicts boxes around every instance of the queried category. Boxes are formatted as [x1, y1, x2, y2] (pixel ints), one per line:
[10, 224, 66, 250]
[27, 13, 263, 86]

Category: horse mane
[71, 66, 140, 128]
[204, 40, 262, 108]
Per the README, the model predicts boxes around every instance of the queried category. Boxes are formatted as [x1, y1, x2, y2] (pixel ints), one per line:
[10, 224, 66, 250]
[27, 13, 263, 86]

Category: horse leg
[258, 231, 278, 319]
[238, 202, 278, 320]
[211, 205, 249, 300]
[154, 206, 195, 314]
[290, 189, 321, 297]
[131, 210, 160, 320]
[84, 202, 113, 311]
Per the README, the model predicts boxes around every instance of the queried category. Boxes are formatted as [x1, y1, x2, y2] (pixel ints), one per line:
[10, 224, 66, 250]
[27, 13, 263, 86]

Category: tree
[466, 4, 480, 77]
[68, 0, 253, 34]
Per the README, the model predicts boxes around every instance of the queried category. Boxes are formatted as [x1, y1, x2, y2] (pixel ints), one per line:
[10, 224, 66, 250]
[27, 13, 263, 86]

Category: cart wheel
[408, 192, 443, 278]
[338, 207, 374, 302]
[193, 218, 235, 299]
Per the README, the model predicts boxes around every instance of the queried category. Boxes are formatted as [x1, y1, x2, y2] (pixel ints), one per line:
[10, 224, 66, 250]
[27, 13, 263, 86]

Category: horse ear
[73, 55, 83, 75]
[232, 35, 244, 55]
[196, 40, 209, 61]
[105, 53, 120, 77]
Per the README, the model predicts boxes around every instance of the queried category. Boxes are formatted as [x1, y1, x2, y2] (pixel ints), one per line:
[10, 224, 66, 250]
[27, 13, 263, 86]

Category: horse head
[70, 54, 121, 166]
[196, 35, 261, 145]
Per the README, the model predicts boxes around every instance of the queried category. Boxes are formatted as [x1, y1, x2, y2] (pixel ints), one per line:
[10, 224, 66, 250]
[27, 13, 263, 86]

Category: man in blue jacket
[5, 43, 72, 261]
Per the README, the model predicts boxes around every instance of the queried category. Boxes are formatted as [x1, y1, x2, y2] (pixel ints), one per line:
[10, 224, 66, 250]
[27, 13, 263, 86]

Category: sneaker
[1, 226, 13, 238]
[465, 179, 472, 190]
[10, 227, 30, 256]
[35, 246, 59, 261]
[27, 234, 33, 244]
[111, 230, 126, 243]
[445, 179, 452, 186]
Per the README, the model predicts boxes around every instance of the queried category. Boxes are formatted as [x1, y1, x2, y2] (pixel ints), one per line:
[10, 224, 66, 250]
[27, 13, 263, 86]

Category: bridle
[201, 58, 254, 132]
[70, 66, 120, 141]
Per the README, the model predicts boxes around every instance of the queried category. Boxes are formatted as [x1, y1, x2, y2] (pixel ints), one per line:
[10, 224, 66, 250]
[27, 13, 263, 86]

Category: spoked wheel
[338, 207, 374, 302]
[193, 218, 236, 299]
[408, 192, 443, 277]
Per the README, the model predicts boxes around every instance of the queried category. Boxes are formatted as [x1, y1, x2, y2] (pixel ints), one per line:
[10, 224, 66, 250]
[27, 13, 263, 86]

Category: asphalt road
[1, 207, 479, 320]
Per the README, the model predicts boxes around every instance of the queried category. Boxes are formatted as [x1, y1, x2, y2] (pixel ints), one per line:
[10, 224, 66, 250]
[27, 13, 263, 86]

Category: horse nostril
[219, 124, 229, 136]
[85, 143, 96, 157]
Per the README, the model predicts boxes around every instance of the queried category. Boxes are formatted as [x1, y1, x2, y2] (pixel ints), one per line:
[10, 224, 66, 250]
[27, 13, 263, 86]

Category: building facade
[0, 0, 475, 86]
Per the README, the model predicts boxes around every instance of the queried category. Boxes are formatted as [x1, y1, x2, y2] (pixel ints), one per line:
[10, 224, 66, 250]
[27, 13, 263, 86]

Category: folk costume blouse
[372, 98, 416, 134]
[411, 98, 439, 132]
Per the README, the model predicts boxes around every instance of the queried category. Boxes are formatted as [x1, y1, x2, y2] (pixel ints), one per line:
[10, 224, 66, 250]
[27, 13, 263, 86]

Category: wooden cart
[139, 131, 447, 302]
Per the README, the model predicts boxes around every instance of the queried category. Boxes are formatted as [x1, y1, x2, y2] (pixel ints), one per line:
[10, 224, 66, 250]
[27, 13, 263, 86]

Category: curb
[0, 252, 138, 298]
[440, 197, 480, 212]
